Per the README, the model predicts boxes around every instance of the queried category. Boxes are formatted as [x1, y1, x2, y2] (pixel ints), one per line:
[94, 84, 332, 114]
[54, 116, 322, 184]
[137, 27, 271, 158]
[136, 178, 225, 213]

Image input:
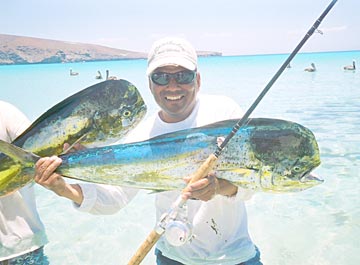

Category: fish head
[262, 155, 323, 193]
[14, 79, 147, 154]
[251, 120, 323, 193]
[84, 80, 147, 146]
[0, 80, 147, 196]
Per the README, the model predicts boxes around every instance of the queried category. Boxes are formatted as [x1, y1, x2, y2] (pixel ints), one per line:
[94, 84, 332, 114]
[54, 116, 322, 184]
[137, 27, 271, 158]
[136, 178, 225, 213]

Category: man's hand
[34, 156, 65, 195]
[34, 143, 85, 204]
[182, 172, 219, 201]
[182, 171, 238, 201]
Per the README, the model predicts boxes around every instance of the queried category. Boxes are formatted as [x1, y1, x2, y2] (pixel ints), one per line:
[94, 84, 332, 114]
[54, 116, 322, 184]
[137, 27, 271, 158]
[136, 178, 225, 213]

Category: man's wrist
[217, 179, 238, 197]
[59, 183, 84, 205]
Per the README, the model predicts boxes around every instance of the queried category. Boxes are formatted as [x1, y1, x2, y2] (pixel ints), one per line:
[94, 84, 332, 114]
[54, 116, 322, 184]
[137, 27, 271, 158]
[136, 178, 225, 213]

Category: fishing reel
[164, 219, 193, 247]
[158, 202, 193, 247]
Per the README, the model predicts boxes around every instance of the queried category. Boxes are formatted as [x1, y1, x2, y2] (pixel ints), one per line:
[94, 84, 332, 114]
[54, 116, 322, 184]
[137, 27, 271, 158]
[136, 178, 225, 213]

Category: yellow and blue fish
[1, 116, 322, 195]
[0, 79, 147, 196]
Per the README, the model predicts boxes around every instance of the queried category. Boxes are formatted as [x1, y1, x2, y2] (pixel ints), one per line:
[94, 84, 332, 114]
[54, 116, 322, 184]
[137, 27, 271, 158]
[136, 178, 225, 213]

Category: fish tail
[0, 140, 39, 196]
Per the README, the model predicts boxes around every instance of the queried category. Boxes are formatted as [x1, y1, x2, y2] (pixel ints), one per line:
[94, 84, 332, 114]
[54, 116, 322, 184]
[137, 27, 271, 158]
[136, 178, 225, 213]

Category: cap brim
[146, 56, 196, 75]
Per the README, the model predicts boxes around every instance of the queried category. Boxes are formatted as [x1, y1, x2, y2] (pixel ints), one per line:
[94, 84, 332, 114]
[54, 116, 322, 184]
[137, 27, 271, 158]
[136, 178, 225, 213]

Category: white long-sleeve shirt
[0, 101, 48, 261]
[75, 94, 256, 264]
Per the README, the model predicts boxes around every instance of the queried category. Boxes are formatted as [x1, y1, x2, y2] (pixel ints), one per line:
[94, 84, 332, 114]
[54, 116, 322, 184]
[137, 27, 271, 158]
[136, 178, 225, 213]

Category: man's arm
[34, 156, 84, 205]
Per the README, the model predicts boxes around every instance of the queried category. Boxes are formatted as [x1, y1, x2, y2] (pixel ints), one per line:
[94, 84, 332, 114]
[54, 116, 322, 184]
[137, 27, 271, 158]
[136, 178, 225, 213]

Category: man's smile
[165, 95, 185, 101]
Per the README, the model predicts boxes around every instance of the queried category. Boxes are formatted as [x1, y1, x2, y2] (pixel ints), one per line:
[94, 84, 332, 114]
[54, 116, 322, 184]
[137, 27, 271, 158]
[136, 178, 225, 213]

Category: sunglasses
[150, 70, 196, 86]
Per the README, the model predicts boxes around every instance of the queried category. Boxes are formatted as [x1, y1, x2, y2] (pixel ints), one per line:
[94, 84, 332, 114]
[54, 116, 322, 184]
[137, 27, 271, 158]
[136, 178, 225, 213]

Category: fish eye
[122, 109, 132, 117]
[293, 166, 301, 172]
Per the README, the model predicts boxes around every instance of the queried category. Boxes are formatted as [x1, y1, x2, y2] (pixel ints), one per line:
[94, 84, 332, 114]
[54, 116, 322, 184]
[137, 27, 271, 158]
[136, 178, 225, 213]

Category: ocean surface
[1, 50, 359, 265]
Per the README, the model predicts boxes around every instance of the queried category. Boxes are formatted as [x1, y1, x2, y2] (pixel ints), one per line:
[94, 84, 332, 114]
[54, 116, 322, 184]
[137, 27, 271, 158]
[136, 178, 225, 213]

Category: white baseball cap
[146, 37, 198, 76]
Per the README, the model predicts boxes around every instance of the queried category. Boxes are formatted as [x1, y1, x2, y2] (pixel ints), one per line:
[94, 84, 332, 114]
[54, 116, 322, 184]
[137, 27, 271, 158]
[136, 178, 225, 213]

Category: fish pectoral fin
[0, 140, 39, 165]
[216, 167, 260, 191]
[60, 133, 89, 155]
[218, 167, 255, 176]
[147, 189, 167, 194]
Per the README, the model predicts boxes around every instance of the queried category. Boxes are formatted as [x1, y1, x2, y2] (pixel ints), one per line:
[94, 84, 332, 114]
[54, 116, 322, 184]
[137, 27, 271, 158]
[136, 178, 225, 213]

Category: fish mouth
[300, 171, 324, 184]
[122, 118, 130, 127]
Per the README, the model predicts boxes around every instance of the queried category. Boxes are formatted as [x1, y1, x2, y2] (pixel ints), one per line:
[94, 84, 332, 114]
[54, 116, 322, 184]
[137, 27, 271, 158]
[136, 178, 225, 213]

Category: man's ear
[148, 78, 154, 93]
[196, 72, 201, 91]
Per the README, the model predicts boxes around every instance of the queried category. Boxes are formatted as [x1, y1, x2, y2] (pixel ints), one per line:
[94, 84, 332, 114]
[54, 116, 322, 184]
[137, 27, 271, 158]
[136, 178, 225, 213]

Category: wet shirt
[0, 101, 48, 261]
[76, 94, 257, 264]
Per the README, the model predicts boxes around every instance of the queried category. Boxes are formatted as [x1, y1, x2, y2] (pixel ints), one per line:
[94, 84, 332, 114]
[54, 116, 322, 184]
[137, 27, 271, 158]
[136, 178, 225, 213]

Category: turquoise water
[1, 50, 359, 264]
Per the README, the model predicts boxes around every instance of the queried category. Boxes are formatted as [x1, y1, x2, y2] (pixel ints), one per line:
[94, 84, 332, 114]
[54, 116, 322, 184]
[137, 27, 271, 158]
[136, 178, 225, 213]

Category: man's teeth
[166, 95, 183, 101]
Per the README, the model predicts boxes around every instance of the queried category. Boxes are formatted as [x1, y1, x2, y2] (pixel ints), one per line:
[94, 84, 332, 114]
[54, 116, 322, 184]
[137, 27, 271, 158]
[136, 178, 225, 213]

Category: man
[35, 37, 262, 264]
[0, 101, 49, 265]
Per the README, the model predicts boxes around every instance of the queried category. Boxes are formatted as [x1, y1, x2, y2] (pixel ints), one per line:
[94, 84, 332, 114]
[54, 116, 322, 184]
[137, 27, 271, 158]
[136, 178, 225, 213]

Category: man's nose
[167, 77, 179, 88]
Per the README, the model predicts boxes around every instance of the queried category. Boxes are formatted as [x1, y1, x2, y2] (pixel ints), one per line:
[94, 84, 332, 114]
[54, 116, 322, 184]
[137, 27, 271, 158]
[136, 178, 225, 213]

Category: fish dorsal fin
[0, 140, 39, 165]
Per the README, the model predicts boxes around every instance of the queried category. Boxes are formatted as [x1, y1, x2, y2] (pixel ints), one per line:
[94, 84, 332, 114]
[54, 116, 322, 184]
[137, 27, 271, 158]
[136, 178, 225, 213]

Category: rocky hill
[0, 34, 222, 65]
[0, 34, 147, 65]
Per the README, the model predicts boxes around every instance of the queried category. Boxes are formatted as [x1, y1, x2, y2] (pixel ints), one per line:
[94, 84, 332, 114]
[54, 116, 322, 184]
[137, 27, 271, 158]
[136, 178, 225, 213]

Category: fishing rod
[128, 1, 337, 264]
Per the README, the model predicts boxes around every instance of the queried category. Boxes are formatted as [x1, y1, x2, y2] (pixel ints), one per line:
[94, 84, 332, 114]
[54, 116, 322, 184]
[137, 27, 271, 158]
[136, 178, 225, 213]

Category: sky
[1, 0, 359, 56]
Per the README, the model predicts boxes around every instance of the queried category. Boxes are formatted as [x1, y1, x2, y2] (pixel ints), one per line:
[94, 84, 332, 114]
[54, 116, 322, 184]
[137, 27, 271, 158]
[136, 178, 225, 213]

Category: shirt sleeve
[74, 183, 139, 215]
[72, 116, 159, 214]
[221, 187, 254, 201]
[0, 101, 30, 141]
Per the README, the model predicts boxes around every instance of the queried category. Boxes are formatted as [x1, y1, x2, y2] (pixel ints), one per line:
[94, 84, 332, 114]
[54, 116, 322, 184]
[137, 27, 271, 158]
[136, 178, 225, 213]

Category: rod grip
[188, 153, 218, 184]
[128, 229, 162, 265]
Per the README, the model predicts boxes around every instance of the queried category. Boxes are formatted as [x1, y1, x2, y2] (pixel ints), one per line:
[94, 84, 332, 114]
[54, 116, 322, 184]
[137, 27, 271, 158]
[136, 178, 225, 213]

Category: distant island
[0, 34, 222, 65]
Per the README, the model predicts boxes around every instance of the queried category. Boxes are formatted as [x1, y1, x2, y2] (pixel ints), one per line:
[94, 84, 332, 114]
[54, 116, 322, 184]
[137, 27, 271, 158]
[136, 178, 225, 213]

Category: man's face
[149, 65, 200, 123]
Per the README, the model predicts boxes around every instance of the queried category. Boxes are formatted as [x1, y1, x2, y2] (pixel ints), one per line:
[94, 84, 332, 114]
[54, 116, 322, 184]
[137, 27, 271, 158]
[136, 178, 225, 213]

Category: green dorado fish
[0, 79, 147, 196]
[0, 118, 322, 194]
